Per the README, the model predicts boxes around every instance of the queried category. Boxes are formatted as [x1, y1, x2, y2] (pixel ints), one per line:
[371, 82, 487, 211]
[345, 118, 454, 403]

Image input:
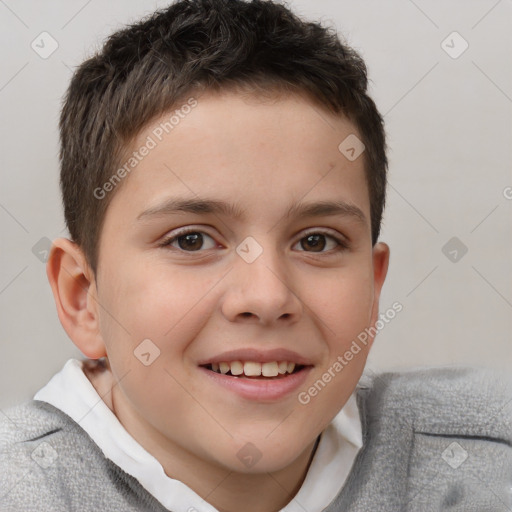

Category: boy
[1, 0, 511, 510]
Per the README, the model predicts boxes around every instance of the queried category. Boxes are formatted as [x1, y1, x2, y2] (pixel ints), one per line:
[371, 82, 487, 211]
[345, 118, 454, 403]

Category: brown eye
[177, 233, 203, 251]
[293, 231, 348, 254]
[160, 230, 217, 252]
[301, 234, 327, 252]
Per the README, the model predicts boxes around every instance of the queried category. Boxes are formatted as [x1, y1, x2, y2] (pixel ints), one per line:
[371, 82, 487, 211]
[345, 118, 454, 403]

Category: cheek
[309, 265, 374, 345]
[95, 262, 210, 418]
[303, 267, 374, 420]
[97, 261, 219, 359]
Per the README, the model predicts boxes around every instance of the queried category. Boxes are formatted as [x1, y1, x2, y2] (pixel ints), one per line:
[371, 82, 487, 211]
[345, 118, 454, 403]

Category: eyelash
[158, 227, 350, 254]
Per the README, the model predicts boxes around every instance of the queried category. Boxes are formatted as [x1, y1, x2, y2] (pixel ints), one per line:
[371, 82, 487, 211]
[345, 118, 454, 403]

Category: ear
[46, 237, 106, 359]
[367, 242, 390, 349]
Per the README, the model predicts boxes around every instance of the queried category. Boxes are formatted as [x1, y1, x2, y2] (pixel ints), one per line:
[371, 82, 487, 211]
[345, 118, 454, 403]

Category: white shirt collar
[34, 358, 362, 512]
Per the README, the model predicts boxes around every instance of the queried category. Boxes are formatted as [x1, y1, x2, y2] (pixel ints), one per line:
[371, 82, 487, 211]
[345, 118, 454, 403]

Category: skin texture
[47, 90, 389, 512]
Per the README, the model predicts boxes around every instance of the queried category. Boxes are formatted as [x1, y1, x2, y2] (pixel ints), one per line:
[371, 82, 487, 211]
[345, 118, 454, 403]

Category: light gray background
[1, 0, 511, 409]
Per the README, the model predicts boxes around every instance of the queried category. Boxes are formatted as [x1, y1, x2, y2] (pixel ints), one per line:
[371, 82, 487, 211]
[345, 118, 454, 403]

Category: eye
[159, 228, 348, 254]
[159, 229, 217, 252]
[293, 231, 348, 253]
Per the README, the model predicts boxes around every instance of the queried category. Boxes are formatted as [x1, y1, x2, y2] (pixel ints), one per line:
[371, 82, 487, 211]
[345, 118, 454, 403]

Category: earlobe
[46, 238, 107, 359]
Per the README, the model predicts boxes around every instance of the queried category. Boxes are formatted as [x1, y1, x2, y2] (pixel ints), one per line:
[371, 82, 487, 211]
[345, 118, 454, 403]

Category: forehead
[104, 90, 370, 230]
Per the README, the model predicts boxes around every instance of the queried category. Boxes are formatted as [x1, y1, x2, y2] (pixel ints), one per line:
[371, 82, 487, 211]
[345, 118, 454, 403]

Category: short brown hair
[59, 0, 387, 276]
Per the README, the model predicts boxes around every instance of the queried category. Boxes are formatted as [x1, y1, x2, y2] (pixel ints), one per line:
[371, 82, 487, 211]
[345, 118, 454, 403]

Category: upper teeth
[211, 361, 296, 377]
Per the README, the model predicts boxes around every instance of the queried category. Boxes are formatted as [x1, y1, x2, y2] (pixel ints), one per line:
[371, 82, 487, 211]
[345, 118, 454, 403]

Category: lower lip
[199, 366, 313, 402]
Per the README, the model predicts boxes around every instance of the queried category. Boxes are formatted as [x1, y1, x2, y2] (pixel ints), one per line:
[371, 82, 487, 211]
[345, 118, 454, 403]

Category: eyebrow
[136, 196, 367, 226]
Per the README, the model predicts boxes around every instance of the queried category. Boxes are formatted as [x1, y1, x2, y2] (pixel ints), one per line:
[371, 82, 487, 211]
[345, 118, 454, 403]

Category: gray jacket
[1, 366, 511, 511]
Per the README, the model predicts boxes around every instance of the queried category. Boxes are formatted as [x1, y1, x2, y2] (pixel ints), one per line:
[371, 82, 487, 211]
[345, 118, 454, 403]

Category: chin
[216, 437, 313, 474]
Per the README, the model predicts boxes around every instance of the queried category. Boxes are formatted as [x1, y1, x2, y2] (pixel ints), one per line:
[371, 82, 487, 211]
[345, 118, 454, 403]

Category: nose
[220, 244, 303, 325]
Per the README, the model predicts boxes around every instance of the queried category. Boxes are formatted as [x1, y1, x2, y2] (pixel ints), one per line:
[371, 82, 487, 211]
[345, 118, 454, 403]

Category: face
[90, 90, 389, 474]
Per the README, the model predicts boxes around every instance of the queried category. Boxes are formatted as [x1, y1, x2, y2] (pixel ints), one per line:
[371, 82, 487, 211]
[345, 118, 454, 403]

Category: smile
[203, 360, 304, 378]
[197, 348, 314, 400]
[198, 362, 313, 402]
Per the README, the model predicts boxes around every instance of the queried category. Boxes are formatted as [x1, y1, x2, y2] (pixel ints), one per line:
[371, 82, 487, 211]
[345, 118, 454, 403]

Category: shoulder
[0, 399, 72, 443]
[335, 366, 512, 510]
[0, 400, 166, 511]
[1, 400, 91, 510]
[357, 365, 512, 439]
[0, 399, 78, 476]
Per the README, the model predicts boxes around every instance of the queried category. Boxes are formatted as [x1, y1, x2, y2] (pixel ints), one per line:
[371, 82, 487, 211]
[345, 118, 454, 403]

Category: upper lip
[197, 348, 314, 366]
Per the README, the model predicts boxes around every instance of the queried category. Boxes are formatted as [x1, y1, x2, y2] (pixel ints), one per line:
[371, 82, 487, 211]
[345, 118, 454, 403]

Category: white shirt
[34, 358, 362, 512]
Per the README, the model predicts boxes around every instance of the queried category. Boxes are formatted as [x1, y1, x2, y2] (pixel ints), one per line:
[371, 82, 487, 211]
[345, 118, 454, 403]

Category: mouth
[197, 349, 314, 401]
[200, 361, 308, 379]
